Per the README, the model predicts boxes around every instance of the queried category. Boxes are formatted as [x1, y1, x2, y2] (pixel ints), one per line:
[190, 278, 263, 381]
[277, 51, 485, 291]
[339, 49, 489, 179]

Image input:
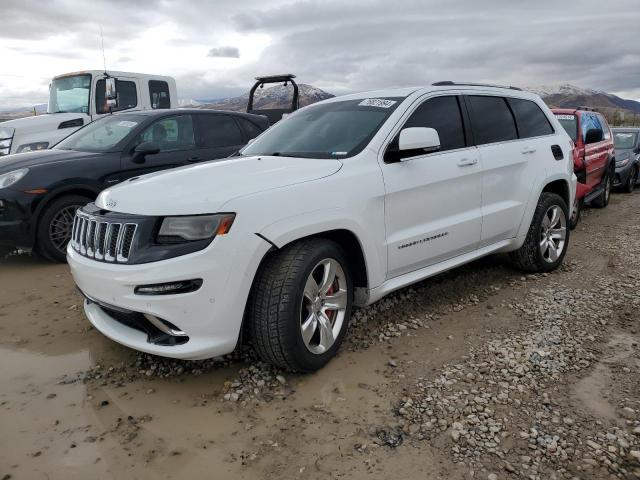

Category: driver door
[117, 114, 197, 182]
[380, 94, 482, 278]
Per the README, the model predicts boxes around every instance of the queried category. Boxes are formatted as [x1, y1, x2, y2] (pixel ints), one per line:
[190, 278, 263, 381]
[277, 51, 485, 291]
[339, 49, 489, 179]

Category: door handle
[457, 157, 478, 167]
[521, 147, 536, 154]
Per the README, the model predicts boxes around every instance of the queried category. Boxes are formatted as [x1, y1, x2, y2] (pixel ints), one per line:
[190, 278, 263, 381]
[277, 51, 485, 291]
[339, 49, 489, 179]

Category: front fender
[259, 209, 386, 290]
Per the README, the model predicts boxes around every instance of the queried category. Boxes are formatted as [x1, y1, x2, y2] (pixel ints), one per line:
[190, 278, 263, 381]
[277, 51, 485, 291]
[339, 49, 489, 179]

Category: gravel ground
[1, 191, 639, 479]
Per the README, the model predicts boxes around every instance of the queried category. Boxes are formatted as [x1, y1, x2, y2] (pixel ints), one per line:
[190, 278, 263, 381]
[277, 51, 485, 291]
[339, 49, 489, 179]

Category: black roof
[111, 108, 264, 119]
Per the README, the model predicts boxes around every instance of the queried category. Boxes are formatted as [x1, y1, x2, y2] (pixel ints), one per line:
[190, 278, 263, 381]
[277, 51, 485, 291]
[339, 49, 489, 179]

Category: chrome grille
[71, 211, 137, 263]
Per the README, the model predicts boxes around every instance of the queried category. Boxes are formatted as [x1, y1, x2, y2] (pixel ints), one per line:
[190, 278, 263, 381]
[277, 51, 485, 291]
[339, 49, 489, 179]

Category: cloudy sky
[1, 0, 639, 110]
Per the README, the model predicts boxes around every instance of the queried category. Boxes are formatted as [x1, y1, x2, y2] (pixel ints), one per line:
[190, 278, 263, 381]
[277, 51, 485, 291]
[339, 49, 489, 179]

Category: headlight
[16, 142, 49, 153]
[157, 213, 235, 243]
[0, 126, 15, 140]
[0, 168, 29, 189]
[616, 156, 630, 168]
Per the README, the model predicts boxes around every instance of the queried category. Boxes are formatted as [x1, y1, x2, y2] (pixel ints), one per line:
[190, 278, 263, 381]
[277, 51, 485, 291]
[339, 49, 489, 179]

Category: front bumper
[614, 161, 636, 187]
[0, 188, 37, 248]
[68, 233, 271, 360]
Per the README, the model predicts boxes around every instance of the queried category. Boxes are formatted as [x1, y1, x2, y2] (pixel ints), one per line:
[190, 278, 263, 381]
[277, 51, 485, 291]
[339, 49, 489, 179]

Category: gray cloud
[207, 46, 240, 58]
[1, 0, 639, 108]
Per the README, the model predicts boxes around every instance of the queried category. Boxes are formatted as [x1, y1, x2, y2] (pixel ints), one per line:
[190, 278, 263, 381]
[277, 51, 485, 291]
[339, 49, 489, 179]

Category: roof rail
[577, 106, 596, 112]
[432, 81, 522, 91]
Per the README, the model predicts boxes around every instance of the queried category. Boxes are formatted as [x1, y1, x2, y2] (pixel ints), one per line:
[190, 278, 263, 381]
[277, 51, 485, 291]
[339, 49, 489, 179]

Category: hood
[2, 112, 89, 134]
[0, 148, 99, 172]
[97, 156, 343, 216]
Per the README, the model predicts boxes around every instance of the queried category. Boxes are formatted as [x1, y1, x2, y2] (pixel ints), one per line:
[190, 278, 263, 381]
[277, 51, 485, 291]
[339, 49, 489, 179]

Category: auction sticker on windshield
[359, 98, 397, 108]
[554, 114, 576, 120]
[117, 121, 138, 128]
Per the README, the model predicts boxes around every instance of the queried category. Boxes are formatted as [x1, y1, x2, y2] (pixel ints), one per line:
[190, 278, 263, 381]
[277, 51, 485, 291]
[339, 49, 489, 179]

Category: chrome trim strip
[143, 313, 188, 337]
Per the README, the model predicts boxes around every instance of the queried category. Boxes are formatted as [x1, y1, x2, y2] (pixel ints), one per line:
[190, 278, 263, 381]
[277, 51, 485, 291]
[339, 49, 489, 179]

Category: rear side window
[236, 117, 264, 140]
[149, 80, 171, 109]
[467, 96, 517, 145]
[196, 115, 243, 147]
[96, 79, 137, 114]
[404, 95, 466, 151]
[507, 98, 554, 138]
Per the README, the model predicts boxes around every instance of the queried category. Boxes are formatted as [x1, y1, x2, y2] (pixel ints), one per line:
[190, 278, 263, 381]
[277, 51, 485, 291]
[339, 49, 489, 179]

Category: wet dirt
[1, 192, 640, 479]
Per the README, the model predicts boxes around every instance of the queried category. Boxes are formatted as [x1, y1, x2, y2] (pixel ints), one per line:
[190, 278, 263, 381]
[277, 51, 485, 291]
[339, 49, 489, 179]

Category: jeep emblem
[106, 198, 117, 208]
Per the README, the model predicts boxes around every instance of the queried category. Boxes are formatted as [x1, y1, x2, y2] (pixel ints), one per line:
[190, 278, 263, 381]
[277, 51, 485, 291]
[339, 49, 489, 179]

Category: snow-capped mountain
[198, 84, 334, 112]
[177, 98, 203, 108]
[525, 84, 640, 114]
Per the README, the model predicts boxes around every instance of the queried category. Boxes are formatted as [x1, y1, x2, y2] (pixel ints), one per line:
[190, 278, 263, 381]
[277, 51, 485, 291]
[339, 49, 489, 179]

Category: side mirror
[585, 128, 603, 144]
[399, 127, 441, 152]
[105, 77, 118, 110]
[132, 142, 160, 164]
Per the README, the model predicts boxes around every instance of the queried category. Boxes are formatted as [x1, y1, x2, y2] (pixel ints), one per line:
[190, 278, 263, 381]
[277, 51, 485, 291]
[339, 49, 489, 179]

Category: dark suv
[612, 127, 640, 193]
[0, 109, 268, 261]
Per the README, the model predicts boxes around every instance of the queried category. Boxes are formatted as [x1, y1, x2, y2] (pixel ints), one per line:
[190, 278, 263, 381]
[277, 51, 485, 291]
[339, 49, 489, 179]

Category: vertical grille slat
[71, 211, 138, 264]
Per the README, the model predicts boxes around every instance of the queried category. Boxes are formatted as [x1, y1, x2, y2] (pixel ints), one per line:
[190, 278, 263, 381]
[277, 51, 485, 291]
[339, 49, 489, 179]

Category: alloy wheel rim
[299, 258, 347, 354]
[539, 205, 567, 263]
[49, 205, 81, 254]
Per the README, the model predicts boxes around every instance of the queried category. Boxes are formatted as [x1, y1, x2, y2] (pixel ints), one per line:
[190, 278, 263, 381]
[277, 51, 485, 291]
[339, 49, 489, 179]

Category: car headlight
[16, 142, 49, 153]
[0, 126, 15, 140]
[0, 168, 29, 189]
[157, 213, 235, 243]
[616, 155, 630, 168]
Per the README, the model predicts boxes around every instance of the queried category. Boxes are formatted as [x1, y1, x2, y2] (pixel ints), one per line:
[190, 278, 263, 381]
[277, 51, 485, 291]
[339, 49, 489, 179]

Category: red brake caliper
[325, 283, 336, 322]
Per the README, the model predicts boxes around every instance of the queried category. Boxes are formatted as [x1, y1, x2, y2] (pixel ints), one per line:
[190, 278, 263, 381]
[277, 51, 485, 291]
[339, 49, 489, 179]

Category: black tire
[623, 165, 638, 194]
[36, 195, 91, 262]
[510, 192, 570, 273]
[248, 238, 353, 372]
[592, 168, 612, 208]
[569, 198, 583, 230]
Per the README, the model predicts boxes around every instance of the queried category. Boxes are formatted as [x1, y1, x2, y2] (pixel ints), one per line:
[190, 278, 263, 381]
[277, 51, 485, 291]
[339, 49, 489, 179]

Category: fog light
[134, 279, 203, 295]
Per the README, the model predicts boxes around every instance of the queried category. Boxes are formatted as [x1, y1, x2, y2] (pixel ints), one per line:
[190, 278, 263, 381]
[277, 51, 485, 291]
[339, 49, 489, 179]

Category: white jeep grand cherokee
[68, 82, 576, 372]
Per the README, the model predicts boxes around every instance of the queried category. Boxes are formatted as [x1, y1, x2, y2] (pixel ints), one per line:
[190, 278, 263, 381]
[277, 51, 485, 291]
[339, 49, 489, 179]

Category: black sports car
[0, 108, 268, 261]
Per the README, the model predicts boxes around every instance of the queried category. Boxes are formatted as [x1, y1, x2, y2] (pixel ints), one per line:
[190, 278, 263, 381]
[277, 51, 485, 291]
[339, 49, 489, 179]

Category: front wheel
[510, 192, 569, 273]
[569, 197, 583, 230]
[36, 195, 91, 262]
[248, 238, 352, 372]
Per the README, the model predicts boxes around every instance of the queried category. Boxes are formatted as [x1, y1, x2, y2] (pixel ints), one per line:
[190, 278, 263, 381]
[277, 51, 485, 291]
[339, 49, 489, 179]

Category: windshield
[613, 131, 638, 149]
[48, 74, 91, 114]
[54, 115, 145, 152]
[240, 97, 404, 159]
[554, 114, 578, 142]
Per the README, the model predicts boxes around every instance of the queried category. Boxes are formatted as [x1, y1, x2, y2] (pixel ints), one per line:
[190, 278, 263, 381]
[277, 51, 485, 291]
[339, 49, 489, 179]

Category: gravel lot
[1, 191, 639, 480]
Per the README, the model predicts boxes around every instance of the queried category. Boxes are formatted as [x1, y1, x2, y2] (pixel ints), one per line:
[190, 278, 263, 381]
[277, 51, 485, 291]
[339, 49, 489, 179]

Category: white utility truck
[0, 70, 177, 156]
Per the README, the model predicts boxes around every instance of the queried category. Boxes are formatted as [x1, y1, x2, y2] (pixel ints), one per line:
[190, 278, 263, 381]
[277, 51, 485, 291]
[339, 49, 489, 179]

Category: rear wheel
[248, 238, 352, 372]
[36, 195, 90, 262]
[592, 169, 612, 208]
[510, 192, 569, 273]
[623, 165, 638, 194]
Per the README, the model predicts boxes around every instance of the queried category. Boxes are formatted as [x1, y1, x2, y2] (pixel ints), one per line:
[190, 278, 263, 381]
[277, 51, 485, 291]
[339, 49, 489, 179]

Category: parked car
[612, 127, 640, 193]
[0, 109, 268, 261]
[0, 70, 178, 157]
[68, 82, 575, 372]
[552, 108, 616, 228]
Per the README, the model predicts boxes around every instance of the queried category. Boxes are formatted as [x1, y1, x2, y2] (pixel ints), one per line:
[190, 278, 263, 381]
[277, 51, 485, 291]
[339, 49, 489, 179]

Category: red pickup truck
[552, 108, 615, 228]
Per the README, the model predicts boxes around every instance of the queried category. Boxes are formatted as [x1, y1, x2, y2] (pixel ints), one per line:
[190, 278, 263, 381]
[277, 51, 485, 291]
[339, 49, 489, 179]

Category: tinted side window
[468, 96, 517, 145]
[404, 96, 466, 151]
[236, 117, 264, 140]
[96, 79, 138, 114]
[149, 80, 171, 109]
[597, 114, 611, 140]
[507, 98, 554, 138]
[197, 115, 243, 147]
[136, 115, 195, 152]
